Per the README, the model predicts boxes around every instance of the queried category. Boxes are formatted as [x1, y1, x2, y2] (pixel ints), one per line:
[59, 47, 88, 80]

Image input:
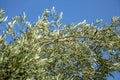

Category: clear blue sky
[0, 0, 120, 80]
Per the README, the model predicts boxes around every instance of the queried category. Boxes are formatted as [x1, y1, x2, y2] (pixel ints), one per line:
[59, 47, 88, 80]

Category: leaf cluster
[0, 8, 120, 80]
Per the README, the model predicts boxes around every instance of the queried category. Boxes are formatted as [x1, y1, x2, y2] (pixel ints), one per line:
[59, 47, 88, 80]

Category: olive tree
[0, 7, 120, 80]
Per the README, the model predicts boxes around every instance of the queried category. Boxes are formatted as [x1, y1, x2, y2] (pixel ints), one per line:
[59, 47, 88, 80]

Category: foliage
[0, 8, 120, 80]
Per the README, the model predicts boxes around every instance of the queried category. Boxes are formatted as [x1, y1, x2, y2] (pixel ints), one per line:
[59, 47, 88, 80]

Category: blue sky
[0, 0, 120, 80]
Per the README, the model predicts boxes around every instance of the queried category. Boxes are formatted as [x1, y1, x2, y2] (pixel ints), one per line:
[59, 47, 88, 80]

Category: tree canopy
[0, 8, 120, 80]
